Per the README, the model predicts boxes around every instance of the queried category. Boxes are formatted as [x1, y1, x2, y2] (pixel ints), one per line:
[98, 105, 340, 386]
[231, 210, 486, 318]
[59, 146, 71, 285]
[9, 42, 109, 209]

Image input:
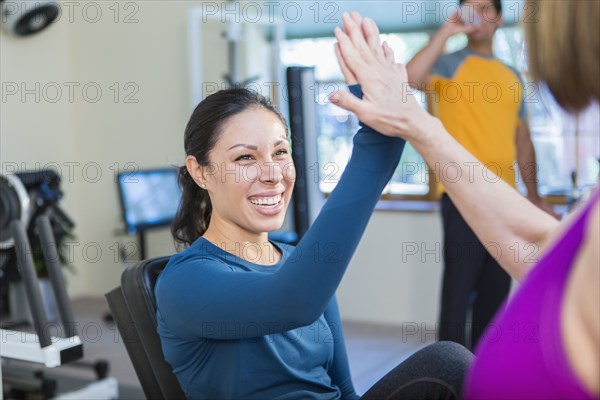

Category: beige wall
[339, 211, 443, 327]
[2, 1, 196, 296]
[1, 1, 443, 326]
[1, 13, 82, 289]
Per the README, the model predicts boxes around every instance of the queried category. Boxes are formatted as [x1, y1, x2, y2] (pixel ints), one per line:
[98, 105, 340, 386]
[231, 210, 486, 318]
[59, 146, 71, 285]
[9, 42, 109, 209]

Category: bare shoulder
[562, 200, 599, 395]
[579, 201, 600, 323]
[579, 201, 600, 322]
[576, 200, 600, 304]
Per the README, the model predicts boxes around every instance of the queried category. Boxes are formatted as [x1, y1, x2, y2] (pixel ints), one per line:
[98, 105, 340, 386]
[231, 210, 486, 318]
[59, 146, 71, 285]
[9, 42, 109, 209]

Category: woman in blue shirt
[155, 17, 472, 399]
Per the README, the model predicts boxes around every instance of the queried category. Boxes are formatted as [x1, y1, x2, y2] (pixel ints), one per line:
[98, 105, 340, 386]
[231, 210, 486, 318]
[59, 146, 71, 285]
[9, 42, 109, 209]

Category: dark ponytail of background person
[171, 88, 289, 249]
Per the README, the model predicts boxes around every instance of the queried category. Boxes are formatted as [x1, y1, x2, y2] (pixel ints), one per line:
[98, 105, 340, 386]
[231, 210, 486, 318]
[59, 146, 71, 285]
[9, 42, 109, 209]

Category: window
[490, 27, 599, 198]
[281, 33, 432, 199]
[281, 27, 600, 204]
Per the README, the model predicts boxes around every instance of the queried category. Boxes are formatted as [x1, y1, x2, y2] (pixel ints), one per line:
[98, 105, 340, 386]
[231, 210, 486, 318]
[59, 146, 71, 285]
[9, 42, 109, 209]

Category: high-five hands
[330, 12, 435, 142]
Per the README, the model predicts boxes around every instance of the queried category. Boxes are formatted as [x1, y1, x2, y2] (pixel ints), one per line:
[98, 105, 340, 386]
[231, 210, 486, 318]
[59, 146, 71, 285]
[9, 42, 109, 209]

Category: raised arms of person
[156, 21, 406, 340]
[330, 12, 559, 282]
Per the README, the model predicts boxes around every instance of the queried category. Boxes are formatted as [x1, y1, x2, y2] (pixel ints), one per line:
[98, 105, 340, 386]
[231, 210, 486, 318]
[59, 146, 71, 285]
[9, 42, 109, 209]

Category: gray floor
[3, 297, 433, 399]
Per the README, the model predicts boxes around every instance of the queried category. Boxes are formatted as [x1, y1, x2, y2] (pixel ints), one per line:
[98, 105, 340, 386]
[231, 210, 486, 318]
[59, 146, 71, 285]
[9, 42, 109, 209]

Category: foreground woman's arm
[331, 13, 559, 281]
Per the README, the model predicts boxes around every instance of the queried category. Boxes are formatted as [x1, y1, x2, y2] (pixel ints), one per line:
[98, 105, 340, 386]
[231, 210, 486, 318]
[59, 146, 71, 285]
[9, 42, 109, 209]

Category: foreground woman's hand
[331, 12, 438, 143]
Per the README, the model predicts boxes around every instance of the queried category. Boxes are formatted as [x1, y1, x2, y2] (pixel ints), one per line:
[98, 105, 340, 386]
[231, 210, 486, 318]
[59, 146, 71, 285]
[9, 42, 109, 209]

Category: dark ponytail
[171, 88, 288, 249]
[172, 166, 212, 249]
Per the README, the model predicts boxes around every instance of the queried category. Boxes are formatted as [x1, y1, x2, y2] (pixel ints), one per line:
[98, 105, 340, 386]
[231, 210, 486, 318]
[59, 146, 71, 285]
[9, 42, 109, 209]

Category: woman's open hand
[331, 12, 436, 143]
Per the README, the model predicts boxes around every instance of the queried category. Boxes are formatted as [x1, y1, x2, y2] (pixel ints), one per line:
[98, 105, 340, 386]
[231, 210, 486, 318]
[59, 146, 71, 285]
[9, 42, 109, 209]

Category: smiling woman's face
[200, 107, 295, 236]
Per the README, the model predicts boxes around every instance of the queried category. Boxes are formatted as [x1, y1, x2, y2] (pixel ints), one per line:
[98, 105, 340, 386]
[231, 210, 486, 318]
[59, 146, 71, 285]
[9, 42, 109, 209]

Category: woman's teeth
[250, 194, 282, 207]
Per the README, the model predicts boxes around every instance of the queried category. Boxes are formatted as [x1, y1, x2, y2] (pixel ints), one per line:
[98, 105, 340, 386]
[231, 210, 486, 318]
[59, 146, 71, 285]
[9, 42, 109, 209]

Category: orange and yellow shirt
[427, 47, 527, 193]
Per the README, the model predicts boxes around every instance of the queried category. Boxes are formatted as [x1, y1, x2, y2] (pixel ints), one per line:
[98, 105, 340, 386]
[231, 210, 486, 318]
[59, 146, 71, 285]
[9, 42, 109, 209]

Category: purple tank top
[465, 188, 599, 399]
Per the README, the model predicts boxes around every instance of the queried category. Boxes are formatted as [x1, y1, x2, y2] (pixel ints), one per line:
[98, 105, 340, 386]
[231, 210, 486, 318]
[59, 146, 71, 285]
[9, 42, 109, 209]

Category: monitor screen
[117, 168, 181, 234]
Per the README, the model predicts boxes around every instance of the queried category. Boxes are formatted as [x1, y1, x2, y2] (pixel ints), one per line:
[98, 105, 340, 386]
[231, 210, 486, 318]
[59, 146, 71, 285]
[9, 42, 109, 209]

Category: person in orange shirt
[406, 0, 555, 349]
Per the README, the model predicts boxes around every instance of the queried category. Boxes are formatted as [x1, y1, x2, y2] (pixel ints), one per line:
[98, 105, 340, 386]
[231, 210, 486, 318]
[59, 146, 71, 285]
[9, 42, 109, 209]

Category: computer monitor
[116, 168, 181, 235]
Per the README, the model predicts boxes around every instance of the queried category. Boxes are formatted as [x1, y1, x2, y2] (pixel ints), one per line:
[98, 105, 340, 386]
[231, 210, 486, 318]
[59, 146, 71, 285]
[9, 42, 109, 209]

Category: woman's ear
[185, 155, 206, 189]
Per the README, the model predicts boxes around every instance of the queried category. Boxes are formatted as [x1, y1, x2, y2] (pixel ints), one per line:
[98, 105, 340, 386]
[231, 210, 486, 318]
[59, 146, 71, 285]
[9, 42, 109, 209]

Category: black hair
[459, 0, 502, 15]
[171, 88, 288, 248]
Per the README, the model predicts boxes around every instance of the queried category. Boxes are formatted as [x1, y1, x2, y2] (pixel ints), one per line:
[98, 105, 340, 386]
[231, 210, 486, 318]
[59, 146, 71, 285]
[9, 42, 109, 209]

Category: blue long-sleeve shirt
[155, 85, 406, 399]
